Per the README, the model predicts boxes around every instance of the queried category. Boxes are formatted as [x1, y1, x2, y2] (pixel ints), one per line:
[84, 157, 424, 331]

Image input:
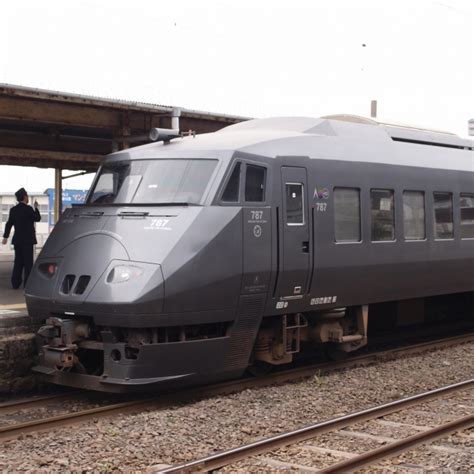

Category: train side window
[433, 192, 453, 239]
[403, 191, 425, 240]
[221, 162, 241, 202]
[286, 183, 304, 225]
[334, 187, 361, 242]
[245, 165, 266, 202]
[460, 193, 474, 239]
[371, 189, 395, 241]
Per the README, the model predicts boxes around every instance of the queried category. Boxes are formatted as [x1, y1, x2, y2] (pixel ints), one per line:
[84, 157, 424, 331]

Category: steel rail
[157, 379, 473, 473]
[1, 333, 472, 442]
[0, 396, 160, 441]
[319, 414, 474, 473]
[0, 391, 82, 416]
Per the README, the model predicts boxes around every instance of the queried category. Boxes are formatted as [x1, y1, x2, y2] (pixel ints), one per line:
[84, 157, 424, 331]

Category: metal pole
[54, 168, 62, 224]
[370, 100, 377, 118]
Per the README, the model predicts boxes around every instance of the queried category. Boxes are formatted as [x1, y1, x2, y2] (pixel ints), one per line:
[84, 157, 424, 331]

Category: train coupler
[37, 317, 90, 370]
[42, 346, 76, 368]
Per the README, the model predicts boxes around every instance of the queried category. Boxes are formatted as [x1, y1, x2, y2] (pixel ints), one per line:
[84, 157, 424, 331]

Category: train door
[275, 166, 310, 299]
[241, 163, 272, 295]
[224, 162, 271, 373]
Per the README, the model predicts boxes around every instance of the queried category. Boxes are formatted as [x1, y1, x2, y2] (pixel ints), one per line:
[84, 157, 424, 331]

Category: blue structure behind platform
[44, 188, 88, 229]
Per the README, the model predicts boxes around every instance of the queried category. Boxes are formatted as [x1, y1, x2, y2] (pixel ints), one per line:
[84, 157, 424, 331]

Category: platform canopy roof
[0, 84, 249, 172]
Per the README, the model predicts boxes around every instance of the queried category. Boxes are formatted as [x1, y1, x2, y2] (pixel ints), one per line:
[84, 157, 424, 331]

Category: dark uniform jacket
[3, 202, 41, 245]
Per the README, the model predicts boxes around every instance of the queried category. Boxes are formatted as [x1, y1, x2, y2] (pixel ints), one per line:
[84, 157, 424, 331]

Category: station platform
[0, 255, 40, 394]
[0, 255, 28, 309]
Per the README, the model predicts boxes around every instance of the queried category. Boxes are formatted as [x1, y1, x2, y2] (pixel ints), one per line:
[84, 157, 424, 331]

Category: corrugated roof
[0, 83, 252, 123]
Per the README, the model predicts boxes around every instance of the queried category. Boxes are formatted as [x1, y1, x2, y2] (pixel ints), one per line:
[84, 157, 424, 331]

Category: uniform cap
[15, 188, 27, 202]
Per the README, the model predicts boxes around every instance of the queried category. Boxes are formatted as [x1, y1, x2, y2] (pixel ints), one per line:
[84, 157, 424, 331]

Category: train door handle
[302, 241, 309, 253]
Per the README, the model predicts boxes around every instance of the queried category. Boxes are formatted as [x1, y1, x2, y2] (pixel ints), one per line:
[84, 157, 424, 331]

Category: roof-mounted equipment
[149, 108, 181, 143]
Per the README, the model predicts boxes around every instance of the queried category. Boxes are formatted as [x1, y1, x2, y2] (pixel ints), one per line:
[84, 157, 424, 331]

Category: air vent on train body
[74, 276, 91, 295]
[391, 137, 473, 151]
[61, 275, 76, 294]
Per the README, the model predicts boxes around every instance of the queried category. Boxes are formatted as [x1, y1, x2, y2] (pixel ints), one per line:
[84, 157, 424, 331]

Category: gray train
[26, 115, 474, 392]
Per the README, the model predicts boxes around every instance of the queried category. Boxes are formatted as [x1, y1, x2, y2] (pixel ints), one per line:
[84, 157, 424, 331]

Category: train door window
[371, 189, 395, 241]
[245, 165, 266, 202]
[334, 187, 361, 242]
[221, 162, 241, 202]
[460, 193, 474, 239]
[403, 191, 425, 240]
[286, 183, 304, 225]
[433, 192, 454, 239]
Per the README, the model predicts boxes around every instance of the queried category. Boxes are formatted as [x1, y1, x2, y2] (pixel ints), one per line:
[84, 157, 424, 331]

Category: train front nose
[52, 232, 129, 304]
[28, 232, 164, 311]
[31, 232, 165, 389]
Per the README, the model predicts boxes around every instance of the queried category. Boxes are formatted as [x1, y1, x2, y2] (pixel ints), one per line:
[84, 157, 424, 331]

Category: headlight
[106, 265, 143, 284]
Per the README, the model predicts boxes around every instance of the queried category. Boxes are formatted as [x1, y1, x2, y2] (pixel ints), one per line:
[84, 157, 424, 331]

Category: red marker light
[39, 262, 58, 277]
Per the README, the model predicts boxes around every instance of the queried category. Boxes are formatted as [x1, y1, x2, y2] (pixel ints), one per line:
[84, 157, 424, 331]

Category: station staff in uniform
[1, 188, 41, 289]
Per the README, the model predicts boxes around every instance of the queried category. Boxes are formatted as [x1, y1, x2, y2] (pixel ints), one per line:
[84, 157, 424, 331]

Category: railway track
[0, 390, 82, 415]
[158, 379, 473, 473]
[0, 332, 472, 442]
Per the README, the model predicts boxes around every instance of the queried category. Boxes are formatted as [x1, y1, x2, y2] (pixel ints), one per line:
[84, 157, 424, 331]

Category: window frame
[460, 192, 474, 240]
[370, 188, 396, 243]
[87, 158, 219, 206]
[333, 186, 361, 243]
[285, 182, 305, 226]
[402, 190, 426, 242]
[433, 191, 454, 240]
[220, 161, 268, 206]
[244, 164, 267, 204]
[220, 161, 243, 204]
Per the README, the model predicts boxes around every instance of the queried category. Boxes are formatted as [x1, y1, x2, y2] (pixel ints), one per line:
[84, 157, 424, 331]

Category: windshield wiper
[78, 211, 104, 217]
[152, 202, 194, 206]
[85, 202, 195, 207]
[118, 211, 150, 217]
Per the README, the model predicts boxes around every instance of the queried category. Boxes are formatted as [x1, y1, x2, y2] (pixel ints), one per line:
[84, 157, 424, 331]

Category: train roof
[119, 116, 474, 172]
[221, 115, 472, 148]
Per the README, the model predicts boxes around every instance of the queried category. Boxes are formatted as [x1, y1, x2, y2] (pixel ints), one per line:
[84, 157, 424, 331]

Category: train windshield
[87, 159, 218, 205]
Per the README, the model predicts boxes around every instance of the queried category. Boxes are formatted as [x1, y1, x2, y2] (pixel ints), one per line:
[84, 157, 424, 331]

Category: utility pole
[370, 100, 377, 118]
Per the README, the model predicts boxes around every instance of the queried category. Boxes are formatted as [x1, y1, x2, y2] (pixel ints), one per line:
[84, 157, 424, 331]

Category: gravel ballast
[0, 342, 472, 472]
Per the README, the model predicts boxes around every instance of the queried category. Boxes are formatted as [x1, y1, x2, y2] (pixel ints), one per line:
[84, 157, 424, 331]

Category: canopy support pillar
[54, 168, 62, 224]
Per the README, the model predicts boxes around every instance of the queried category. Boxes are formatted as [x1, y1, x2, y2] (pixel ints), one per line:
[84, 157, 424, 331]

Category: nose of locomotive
[27, 233, 164, 312]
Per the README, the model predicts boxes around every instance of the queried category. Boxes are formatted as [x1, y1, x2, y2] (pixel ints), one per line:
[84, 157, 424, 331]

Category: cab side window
[221, 162, 241, 202]
[245, 165, 266, 202]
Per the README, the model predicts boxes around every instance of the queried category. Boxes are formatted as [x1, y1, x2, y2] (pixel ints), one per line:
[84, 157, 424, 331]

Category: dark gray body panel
[264, 157, 473, 318]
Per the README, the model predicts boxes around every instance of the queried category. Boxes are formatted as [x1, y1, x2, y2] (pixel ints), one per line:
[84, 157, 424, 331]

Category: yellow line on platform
[0, 303, 27, 310]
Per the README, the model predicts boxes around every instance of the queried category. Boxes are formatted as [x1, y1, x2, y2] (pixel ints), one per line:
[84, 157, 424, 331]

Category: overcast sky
[0, 0, 473, 193]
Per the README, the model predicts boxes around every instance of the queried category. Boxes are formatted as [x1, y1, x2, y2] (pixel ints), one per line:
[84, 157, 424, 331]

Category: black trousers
[12, 244, 34, 289]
